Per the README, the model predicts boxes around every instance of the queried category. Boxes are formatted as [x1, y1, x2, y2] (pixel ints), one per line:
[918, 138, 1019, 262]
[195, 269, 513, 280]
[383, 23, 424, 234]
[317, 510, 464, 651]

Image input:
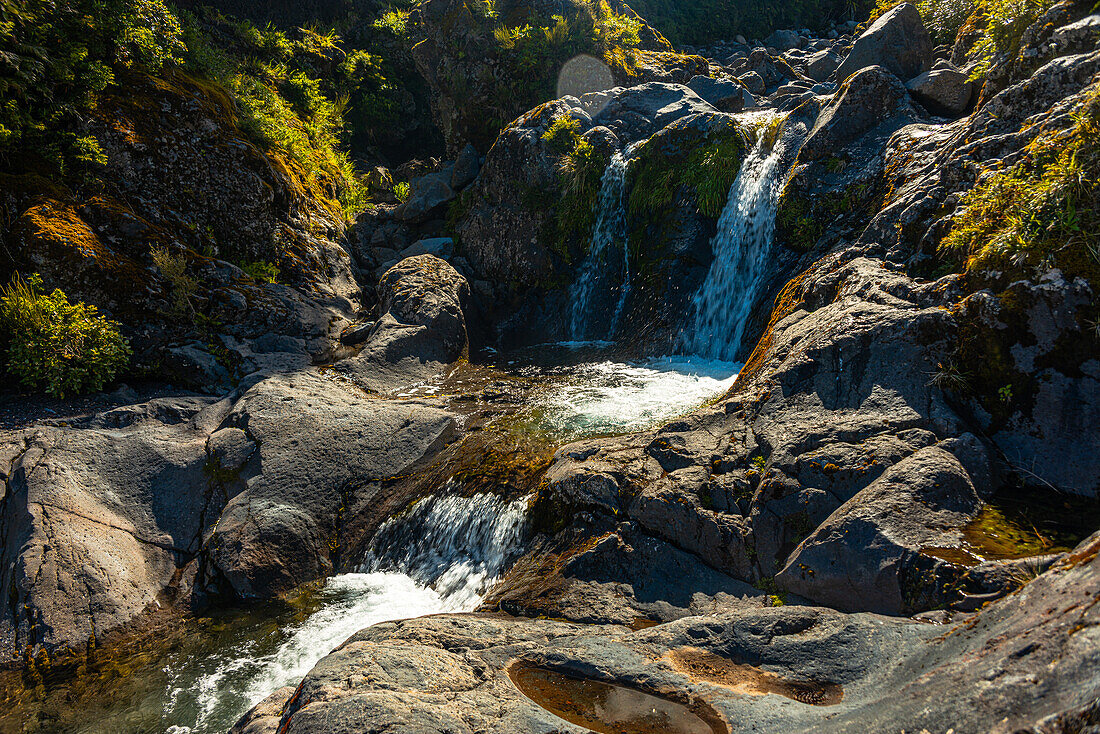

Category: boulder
[805, 50, 841, 82]
[592, 82, 718, 143]
[686, 75, 751, 112]
[206, 371, 457, 599]
[399, 237, 454, 260]
[906, 67, 975, 116]
[339, 255, 471, 391]
[394, 168, 456, 223]
[739, 70, 766, 95]
[775, 445, 982, 614]
[800, 65, 916, 161]
[765, 29, 803, 51]
[0, 397, 225, 652]
[450, 143, 481, 189]
[835, 2, 932, 82]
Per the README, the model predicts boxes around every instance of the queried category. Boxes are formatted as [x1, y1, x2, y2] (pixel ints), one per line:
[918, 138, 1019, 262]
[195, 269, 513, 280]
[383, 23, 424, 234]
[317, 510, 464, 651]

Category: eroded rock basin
[508, 661, 727, 734]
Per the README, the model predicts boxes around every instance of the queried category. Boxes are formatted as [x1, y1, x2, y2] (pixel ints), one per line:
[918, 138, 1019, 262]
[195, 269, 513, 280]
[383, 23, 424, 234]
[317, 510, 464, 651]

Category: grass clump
[538, 114, 611, 261]
[628, 118, 749, 224]
[0, 273, 131, 397]
[939, 86, 1100, 285]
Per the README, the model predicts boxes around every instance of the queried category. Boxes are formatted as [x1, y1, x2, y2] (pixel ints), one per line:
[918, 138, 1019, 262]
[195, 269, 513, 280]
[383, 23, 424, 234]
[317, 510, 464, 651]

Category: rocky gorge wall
[1, 0, 1099, 731]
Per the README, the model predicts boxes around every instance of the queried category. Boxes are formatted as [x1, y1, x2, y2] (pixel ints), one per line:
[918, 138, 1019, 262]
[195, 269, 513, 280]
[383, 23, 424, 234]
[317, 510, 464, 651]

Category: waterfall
[361, 487, 530, 609]
[683, 118, 790, 361]
[570, 151, 631, 341]
[164, 489, 528, 733]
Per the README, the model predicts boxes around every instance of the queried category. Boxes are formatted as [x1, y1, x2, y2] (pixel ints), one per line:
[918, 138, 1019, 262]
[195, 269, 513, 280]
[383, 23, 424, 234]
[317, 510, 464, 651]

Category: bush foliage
[0, 273, 131, 397]
[939, 86, 1100, 284]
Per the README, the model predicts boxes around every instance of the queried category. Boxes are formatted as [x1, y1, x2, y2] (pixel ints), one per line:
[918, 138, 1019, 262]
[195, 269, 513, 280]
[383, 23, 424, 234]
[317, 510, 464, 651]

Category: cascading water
[570, 151, 632, 341]
[160, 490, 529, 734]
[362, 488, 529, 609]
[683, 117, 791, 361]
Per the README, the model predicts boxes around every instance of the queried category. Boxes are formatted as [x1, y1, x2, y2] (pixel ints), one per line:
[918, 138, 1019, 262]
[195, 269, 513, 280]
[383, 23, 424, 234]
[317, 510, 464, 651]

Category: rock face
[5, 74, 359, 387]
[235, 532, 1100, 734]
[834, 3, 932, 82]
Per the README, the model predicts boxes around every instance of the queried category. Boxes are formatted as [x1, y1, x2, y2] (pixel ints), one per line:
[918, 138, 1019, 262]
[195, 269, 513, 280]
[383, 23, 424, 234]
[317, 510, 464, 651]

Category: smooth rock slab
[236, 531, 1100, 733]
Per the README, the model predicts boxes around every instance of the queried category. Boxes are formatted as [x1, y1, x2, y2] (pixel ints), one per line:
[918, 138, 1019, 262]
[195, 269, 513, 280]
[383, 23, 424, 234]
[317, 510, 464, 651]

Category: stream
[4, 110, 792, 734]
[2, 347, 742, 734]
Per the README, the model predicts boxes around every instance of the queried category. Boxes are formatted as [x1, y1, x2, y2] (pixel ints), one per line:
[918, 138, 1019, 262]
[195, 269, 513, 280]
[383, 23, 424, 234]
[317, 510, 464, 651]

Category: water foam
[532, 354, 739, 440]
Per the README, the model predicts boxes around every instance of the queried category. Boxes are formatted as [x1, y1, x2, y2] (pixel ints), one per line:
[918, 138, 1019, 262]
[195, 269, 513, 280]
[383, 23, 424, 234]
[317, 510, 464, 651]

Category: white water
[570, 151, 632, 341]
[162, 492, 528, 734]
[684, 118, 789, 361]
[532, 353, 740, 439]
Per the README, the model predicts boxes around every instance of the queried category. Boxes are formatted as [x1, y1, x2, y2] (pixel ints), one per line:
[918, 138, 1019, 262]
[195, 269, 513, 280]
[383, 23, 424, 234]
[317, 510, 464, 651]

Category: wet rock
[835, 2, 932, 82]
[906, 67, 974, 116]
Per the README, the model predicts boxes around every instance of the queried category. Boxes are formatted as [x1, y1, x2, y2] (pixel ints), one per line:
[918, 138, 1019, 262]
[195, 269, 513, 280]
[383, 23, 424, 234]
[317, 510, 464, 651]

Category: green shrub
[242, 259, 280, 283]
[0, 274, 131, 397]
[394, 181, 411, 202]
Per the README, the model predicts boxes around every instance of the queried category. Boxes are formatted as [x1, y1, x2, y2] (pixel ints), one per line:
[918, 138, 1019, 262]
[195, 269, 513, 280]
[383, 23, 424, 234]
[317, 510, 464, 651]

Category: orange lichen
[731, 271, 809, 393]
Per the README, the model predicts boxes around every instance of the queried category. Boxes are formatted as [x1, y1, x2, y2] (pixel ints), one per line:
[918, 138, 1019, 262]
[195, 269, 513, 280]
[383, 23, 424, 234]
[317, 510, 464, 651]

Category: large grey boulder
[800, 65, 916, 160]
[906, 66, 974, 116]
[765, 29, 803, 51]
[0, 398, 225, 653]
[206, 370, 457, 599]
[835, 3, 932, 82]
[775, 445, 982, 614]
[339, 255, 470, 392]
